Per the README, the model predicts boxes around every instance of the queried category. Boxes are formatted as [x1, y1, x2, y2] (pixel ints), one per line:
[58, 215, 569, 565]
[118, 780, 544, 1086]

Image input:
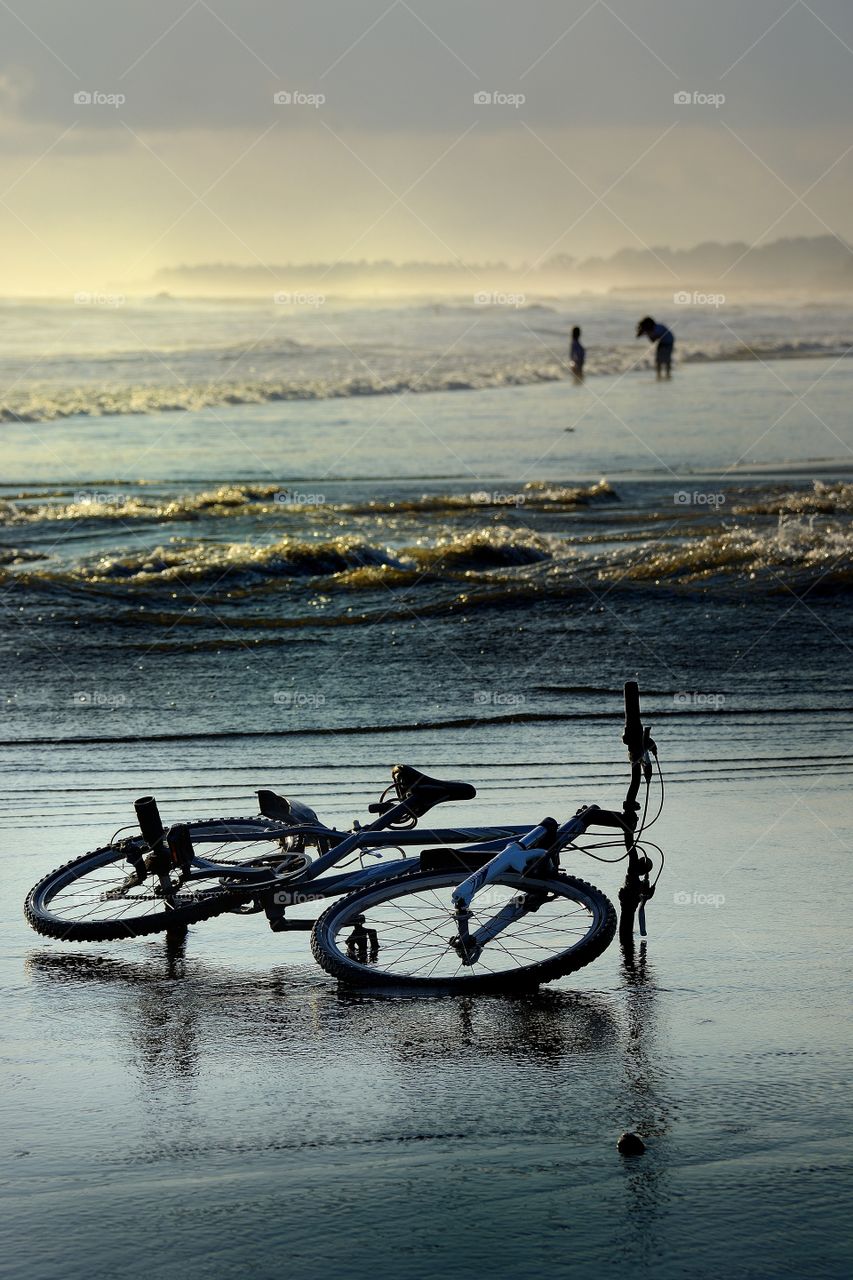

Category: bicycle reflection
[28, 932, 672, 1185]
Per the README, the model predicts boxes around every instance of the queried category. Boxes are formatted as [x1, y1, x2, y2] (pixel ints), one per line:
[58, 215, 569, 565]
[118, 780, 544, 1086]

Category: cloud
[0, 0, 851, 291]
[2, 0, 852, 134]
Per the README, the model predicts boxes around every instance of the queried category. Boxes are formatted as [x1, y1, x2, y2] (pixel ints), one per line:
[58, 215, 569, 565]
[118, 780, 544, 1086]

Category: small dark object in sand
[617, 1131, 646, 1155]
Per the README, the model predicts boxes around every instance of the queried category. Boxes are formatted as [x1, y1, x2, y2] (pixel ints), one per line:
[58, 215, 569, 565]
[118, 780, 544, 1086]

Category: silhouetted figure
[570, 325, 585, 381]
[636, 316, 674, 380]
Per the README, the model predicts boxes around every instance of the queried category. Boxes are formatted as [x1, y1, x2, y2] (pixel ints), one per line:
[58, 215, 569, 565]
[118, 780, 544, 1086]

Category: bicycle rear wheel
[311, 869, 616, 992]
[24, 818, 288, 942]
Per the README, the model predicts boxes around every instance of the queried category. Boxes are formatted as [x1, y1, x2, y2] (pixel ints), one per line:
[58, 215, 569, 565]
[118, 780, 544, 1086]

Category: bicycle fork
[449, 818, 559, 965]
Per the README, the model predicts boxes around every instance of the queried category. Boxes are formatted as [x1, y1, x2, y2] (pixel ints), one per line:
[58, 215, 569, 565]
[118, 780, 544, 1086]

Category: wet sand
[3, 724, 851, 1279]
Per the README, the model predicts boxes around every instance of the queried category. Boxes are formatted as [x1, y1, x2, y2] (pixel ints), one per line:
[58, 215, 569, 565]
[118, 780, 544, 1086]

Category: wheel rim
[32, 838, 261, 930]
[321, 873, 605, 984]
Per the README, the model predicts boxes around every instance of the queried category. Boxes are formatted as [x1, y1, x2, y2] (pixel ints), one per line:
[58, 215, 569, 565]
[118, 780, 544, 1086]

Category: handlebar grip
[623, 681, 644, 762]
[135, 795, 165, 851]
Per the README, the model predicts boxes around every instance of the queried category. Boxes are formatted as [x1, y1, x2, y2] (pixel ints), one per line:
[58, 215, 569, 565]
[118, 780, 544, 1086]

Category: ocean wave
[67, 535, 407, 586]
[0, 546, 44, 566]
[8, 508, 851, 599]
[682, 339, 853, 364]
[3, 336, 851, 424]
[2, 483, 283, 525]
[409, 528, 553, 571]
[599, 516, 853, 588]
[2, 479, 617, 526]
[732, 480, 853, 516]
[34, 525, 558, 589]
[0, 362, 567, 424]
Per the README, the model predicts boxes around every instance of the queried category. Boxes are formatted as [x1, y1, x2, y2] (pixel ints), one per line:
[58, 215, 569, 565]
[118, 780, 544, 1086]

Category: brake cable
[638, 756, 665, 833]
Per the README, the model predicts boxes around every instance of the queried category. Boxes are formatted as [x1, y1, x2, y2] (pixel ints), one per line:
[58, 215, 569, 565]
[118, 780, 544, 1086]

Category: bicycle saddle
[391, 764, 476, 817]
[257, 789, 320, 825]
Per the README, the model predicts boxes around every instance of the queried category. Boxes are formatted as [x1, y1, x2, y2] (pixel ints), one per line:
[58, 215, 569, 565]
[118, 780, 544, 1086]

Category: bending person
[636, 316, 674, 380]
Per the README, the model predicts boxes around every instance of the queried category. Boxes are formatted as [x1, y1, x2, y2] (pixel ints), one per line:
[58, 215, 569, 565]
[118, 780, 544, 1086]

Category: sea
[1, 294, 851, 1278]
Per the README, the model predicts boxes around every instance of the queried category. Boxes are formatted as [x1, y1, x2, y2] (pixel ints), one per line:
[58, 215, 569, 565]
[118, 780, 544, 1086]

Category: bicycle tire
[310, 868, 616, 992]
[24, 841, 245, 943]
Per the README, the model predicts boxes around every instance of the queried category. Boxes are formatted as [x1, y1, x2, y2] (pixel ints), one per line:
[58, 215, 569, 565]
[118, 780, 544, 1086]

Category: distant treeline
[155, 235, 853, 295]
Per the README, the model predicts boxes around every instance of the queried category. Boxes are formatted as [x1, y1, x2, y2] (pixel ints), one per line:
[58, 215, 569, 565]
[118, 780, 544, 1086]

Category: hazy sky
[0, 0, 851, 291]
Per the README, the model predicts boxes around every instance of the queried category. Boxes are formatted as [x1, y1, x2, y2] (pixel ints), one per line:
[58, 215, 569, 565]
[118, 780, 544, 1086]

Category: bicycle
[24, 683, 664, 992]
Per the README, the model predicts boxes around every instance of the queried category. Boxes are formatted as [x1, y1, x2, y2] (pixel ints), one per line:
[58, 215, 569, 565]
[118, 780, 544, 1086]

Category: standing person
[570, 325, 585, 381]
[636, 316, 674, 380]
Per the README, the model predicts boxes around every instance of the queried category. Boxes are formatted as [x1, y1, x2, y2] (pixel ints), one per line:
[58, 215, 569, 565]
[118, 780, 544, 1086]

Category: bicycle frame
[182, 819, 540, 896]
[177, 801, 634, 946]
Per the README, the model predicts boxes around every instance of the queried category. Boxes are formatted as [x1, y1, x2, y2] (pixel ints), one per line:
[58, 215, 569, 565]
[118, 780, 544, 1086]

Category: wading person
[570, 325, 585, 382]
[636, 316, 674, 380]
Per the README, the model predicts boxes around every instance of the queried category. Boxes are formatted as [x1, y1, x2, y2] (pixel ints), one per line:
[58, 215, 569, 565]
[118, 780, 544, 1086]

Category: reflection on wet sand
[618, 941, 671, 1257]
[27, 932, 672, 1207]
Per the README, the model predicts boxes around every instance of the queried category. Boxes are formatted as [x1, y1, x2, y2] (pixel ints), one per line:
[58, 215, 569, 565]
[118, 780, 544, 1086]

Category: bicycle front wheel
[311, 869, 616, 992]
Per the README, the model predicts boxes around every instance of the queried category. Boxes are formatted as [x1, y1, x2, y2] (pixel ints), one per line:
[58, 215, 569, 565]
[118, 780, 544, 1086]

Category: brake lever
[642, 727, 656, 782]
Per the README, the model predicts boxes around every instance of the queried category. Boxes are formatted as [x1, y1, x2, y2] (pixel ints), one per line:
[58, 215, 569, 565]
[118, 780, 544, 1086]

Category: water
[2, 294, 852, 423]
[1, 299, 852, 1278]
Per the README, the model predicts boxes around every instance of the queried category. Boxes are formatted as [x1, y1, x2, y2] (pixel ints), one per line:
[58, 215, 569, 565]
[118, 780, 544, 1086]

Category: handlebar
[623, 680, 644, 763]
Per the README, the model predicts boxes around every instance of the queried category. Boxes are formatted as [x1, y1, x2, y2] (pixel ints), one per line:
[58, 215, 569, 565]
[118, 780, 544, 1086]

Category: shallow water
[2, 294, 851, 424]
[2, 325, 852, 1277]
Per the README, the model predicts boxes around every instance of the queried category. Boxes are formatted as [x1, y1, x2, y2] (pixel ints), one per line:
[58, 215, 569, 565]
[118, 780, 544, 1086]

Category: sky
[0, 0, 852, 293]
